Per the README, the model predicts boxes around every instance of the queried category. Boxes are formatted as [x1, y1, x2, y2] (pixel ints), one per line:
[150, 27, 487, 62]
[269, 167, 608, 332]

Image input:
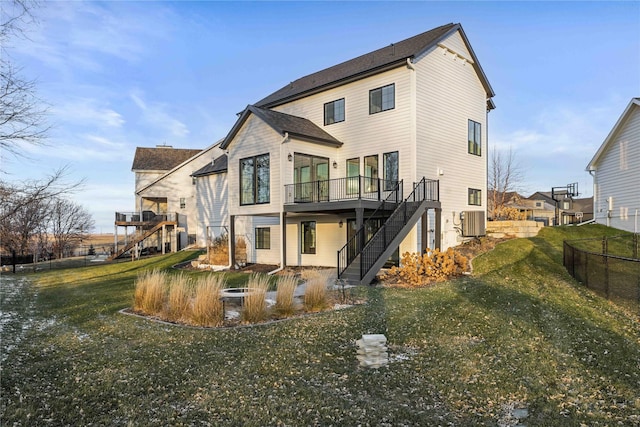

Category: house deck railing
[115, 211, 178, 225]
[284, 176, 400, 204]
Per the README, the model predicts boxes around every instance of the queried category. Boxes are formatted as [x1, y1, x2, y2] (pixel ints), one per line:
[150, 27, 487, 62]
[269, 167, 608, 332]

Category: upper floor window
[324, 98, 345, 125]
[370, 84, 395, 114]
[468, 188, 482, 206]
[468, 120, 481, 156]
[240, 154, 270, 205]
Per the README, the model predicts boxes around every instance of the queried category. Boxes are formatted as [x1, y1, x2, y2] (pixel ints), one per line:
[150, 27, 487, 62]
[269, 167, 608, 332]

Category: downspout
[270, 132, 290, 275]
[588, 168, 597, 225]
[406, 58, 415, 71]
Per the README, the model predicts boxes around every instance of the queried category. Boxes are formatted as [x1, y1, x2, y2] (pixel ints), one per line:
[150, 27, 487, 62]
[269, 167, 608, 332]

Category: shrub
[275, 273, 298, 317]
[165, 275, 192, 322]
[242, 273, 270, 324]
[191, 274, 225, 327]
[303, 269, 331, 312]
[208, 234, 229, 265]
[382, 248, 468, 287]
[134, 269, 167, 315]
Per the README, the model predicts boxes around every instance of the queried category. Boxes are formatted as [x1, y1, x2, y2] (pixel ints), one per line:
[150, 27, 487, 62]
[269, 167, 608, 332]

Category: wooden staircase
[109, 221, 173, 260]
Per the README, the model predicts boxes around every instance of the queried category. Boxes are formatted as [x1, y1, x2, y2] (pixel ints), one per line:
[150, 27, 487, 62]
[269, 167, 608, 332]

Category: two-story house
[219, 22, 494, 284]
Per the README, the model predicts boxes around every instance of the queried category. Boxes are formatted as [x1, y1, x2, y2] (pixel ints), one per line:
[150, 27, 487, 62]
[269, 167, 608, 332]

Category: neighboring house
[116, 23, 496, 284]
[113, 144, 219, 258]
[587, 98, 640, 233]
[525, 191, 592, 226]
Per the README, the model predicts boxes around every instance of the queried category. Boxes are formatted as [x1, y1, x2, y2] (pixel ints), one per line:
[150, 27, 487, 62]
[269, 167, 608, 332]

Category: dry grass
[303, 269, 332, 312]
[190, 274, 226, 327]
[242, 273, 270, 324]
[134, 269, 166, 315]
[165, 275, 191, 322]
[275, 273, 298, 317]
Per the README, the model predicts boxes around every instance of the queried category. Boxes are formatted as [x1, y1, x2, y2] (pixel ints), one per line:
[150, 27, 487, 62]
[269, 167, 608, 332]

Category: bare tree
[0, 166, 83, 223]
[488, 147, 525, 220]
[49, 198, 94, 259]
[0, 192, 48, 255]
[0, 0, 49, 160]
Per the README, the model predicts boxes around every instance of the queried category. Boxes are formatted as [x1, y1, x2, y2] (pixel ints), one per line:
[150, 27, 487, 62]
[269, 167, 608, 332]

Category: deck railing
[337, 177, 439, 280]
[115, 211, 177, 224]
[284, 176, 399, 204]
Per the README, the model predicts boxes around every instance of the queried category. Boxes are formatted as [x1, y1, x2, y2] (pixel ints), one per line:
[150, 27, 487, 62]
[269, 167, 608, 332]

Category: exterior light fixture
[288, 153, 293, 161]
[333, 160, 338, 169]
[339, 220, 344, 228]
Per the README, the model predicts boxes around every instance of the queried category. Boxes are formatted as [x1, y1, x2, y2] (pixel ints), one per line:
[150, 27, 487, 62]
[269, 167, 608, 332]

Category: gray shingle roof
[131, 147, 202, 171]
[220, 105, 342, 149]
[254, 23, 494, 109]
[192, 154, 228, 177]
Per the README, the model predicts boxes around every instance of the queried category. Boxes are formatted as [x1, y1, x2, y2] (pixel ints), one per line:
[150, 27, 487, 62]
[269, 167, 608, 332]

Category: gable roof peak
[254, 23, 494, 109]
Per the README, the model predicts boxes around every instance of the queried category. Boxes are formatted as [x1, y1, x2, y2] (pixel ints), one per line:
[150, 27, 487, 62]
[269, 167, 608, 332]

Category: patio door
[346, 218, 399, 266]
[294, 154, 329, 202]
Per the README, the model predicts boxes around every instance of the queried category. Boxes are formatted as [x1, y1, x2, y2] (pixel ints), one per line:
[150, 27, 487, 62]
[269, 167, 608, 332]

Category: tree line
[1, 1, 94, 262]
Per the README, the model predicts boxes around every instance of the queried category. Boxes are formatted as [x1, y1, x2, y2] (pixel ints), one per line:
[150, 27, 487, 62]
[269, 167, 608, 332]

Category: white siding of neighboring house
[134, 171, 165, 198]
[194, 170, 228, 246]
[593, 105, 640, 233]
[414, 30, 489, 249]
[138, 145, 223, 248]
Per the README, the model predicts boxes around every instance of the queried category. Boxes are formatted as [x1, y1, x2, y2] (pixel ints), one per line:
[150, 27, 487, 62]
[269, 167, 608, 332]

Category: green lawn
[1, 225, 639, 426]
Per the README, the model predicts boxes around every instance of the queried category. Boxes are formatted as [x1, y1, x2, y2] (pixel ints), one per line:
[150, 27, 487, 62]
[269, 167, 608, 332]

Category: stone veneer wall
[486, 220, 544, 238]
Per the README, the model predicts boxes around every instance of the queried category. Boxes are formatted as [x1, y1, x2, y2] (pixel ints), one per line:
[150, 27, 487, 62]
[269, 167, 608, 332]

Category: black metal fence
[563, 235, 640, 313]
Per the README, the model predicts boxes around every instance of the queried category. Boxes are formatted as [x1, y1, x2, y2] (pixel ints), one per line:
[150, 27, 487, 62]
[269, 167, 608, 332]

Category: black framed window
[255, 227, 270, 250]
[383, 151, 398, 191]
[324, 98, 345, 125]
[468, 120, 481, 156]
[468, 188, 482, 206]
[179, 198, 186, 209]
[240, 154, 270, 205]
[370, 83, 395, 114]
[301, 221, 316, 254]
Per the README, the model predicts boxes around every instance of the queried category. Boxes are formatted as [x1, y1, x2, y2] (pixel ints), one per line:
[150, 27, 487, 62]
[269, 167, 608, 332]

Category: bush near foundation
[382, 248, 468, 287]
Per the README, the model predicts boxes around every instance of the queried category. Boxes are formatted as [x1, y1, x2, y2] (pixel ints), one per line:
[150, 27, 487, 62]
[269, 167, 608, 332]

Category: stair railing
[337, 180, 403, 277]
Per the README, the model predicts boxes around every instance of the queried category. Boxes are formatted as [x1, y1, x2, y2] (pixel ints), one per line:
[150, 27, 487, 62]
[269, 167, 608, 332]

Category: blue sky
[3, 1, 639, 233]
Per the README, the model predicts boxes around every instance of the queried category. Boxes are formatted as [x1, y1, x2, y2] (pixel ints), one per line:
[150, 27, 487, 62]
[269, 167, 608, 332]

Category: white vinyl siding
[593, 105, 640, 232]
[414, 30, 488, 249]
[194, 170, 228, 247]
[227, 116, 282, 216]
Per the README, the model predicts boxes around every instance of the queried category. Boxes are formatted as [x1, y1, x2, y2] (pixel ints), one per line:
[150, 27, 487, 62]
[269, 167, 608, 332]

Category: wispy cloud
[129, 90, 190, 139]
[53, 98, 125, 129]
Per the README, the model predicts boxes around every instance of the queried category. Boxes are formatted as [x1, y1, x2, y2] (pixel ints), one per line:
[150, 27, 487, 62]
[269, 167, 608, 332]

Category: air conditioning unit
[461, 211, 486, 237]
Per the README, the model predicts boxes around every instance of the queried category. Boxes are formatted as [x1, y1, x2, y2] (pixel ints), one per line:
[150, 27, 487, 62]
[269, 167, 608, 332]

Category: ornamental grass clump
[165, 275, 192, 322]
[303, 269, 331, 312]
[134, 269, 167, 315]
[191, 274, 225, 327]
[241, 273, 270, 324]
[275, 273, 298, 317]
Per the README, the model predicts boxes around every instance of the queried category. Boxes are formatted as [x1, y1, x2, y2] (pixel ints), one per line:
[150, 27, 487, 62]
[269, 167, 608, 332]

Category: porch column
[281, 212, 287, 268]
[356, 207, 364, 251]
[162, 224, 166, 254]
[229, 215, 236, 268]
[421, 211, 428, 253]
[434, 208, 442, 250]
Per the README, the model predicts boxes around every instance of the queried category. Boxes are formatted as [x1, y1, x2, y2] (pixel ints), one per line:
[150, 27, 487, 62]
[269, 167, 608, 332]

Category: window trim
[369, 83, 395, 114]
[468, 188, 482, 206]
[324, 98, 345, 126]
[239, 153, 270, 206]
[468, 119, 481, 156]
[255, 227, 271, 250]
